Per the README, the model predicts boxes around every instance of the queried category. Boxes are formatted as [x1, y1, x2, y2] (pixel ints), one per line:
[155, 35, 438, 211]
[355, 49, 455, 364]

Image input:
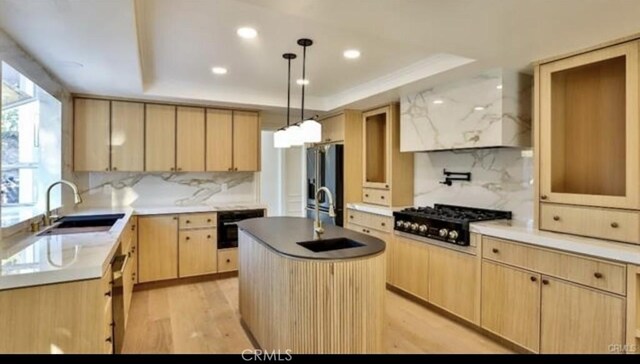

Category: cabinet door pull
[610, 222, 619, 228]
[186, 220, 190, 224]
[541, 195, 548, 200]
[207, 235, 211, 239]
[185, 236, 190, 240]
[112, 166, 117, 171]
[365, 194, 369, 197]
[492, 248, 499, 253]
[542, 279, 549, 285]
[106, 337, 112, 343]
[173, 216, 178, 220]
[553, 215, 560, 221]
[349, 215, 354, 219]
[105, 167, 110, 171]
[226, 259, 231, 263]
[594, 272, 603, 279]
[385, 184, 389, 188]
[381, 222, 385, 226]
[530, 276, 537, 282]
[131, 224, 135, 231]
[380, 195, 385, 199]
[104, 291, 112, 297]
[207, 219, 212, 223]
[177, 167, 182, 171]
[170, 167, 175, 171]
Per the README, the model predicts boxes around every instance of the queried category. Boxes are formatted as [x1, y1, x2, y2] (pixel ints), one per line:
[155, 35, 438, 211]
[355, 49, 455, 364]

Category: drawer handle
[365, 194, 369, 197]
[186, 236, 190, 240]
[349, 215, 354, 219]
[385, 184, 389, 188]
[226, 259, 231, 263]
[594, 272, 603, 279]
[106, 337, 112, 343]
[177, 167, 182, 171]
[492, 248, 499, 254]
[112, 166, 117, 171]
[170, 167, 175, 171]
[530, 276, 537, 282]
[186, 220, 191, 224]
[542, 279, 549, 285]
[610, 222, 619, 228]
[104, 291, 112, 297]
[553, 215, 560, 221]
[207, 219, 212, 223]
[381, 222, 385, 226]
[541, 195, 548, 200]
[105, 167, 109, 171]
[380, 196, 385, 199]
[173, 217, 178, 220]
[207, 235, 211, 239]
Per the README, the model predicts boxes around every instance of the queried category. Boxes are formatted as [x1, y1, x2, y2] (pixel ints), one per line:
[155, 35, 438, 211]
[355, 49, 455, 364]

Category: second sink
[297, 237, 365, 253]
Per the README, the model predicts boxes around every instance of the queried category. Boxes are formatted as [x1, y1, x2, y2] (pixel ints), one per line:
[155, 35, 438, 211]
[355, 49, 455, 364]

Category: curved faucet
[43, 180, 83, 226]
[314, 186, 336, 238]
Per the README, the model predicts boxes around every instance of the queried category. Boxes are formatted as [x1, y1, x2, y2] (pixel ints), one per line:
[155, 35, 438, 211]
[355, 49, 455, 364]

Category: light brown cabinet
[429, 245, 479, 324]
[111, 101, 144, 171]
[361, 104, 413, 206]
[176, 106, 205, 172]
[536, 40, 640, 242]
[393, 235, 429, 301]
[481, 260, 541, 352]
[138, 215, 178, 283]
[218, 248, 238, 272]
[178, 229, 217, 277]
[74, 98, 110, 171]
[145, 104, 176, 172]
[320, 114, 345, 143]
[540, 277, 625, 353]
[206, 109, 260, 171]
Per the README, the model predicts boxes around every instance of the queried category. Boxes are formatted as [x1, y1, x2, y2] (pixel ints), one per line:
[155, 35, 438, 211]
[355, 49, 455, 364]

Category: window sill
[1, 203, 61, 230]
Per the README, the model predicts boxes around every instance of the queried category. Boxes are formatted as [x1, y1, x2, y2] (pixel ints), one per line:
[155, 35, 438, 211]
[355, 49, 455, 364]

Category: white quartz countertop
[0, 207, 134, 291]
[346, 203, 408, 217]
[0, 203, 268, 291]
[471, 220, 640, 265]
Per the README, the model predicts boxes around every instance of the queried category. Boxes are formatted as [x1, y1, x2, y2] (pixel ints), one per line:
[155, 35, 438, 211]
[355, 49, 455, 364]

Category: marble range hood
[400, 68, 532, 152]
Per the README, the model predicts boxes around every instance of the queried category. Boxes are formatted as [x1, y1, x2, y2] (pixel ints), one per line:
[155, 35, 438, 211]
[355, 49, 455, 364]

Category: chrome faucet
[314, 186, 336, 238]
[43, 180, 83, 226]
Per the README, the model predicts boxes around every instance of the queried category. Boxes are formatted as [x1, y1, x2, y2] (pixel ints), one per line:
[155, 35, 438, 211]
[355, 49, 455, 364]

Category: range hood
[400, 69, 532, 152]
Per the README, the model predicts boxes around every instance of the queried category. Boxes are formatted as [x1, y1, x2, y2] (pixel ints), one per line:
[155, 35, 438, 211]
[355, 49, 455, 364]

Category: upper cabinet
[145, 104, 176, 172]
[400, 69, 532, 152]
[74, 98, 110, 171]
[535, 40, 640, 244]
[320, 114, 345, 143]
[539, 41, 639, 209]
[206, 109, 260, 172]
[111, 101, 144, 172]
[177, 106, 205, 172]
[73, 98, 261, 173]
[361, 103, 413, 207]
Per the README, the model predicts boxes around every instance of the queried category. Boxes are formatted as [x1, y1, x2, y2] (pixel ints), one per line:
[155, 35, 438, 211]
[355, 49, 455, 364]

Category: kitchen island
[237, 217, 386, 354]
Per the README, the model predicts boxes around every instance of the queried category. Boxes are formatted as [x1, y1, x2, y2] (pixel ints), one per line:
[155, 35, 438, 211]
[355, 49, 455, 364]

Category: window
[1, 61, 61, 227]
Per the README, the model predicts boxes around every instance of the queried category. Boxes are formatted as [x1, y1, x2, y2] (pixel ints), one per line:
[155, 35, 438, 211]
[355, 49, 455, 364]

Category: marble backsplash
[71, 172, 258, 209]
[413, 148, 533, 222]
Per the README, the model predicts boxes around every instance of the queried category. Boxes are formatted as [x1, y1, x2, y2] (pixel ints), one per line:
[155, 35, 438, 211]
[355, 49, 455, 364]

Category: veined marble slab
[346, 203, 408, 217]
[401, 69, 531, 151]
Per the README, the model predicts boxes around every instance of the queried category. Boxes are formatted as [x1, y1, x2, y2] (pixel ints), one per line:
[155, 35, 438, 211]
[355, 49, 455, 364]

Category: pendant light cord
[301, 44, 306, 122]
[287, 56, 291, 127]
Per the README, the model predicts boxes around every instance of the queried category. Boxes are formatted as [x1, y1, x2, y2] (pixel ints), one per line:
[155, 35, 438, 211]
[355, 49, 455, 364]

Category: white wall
[260, 131, 282, 216]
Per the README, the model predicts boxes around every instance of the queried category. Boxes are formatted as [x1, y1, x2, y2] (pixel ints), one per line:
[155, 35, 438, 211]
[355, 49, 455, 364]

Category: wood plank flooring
[122, 277, 511, 354]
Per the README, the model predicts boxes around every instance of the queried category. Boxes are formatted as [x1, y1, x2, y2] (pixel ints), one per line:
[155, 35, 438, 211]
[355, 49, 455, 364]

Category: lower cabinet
[218, 248, 239, 272]
[178, 229, 217, 277]
[540, 277, 625, 353]
[481, 260, 541, 352]
[138, 215, 179, 283]
[428, 245, 479, 324]
[393, 235, 429, 301]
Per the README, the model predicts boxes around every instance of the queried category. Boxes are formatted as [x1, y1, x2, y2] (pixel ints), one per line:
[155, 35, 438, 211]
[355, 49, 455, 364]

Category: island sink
[297, 237, 365, 252]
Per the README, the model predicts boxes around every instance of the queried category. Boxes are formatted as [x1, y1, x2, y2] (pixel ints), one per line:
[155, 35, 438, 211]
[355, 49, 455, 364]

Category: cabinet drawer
[218, 248, 238, 272]
[540, 203, 640, 244]
[363, 188, 390, 206]
[179, 213, 217, 230]
[346, 209, 392, 233]
[482, 237, 626, 295]
[346, 222, 390, 244]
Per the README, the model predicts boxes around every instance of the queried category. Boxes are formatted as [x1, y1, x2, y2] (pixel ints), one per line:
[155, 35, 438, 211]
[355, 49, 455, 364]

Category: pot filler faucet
[43, 180, 83, 226]
[314, 186, 336, 238]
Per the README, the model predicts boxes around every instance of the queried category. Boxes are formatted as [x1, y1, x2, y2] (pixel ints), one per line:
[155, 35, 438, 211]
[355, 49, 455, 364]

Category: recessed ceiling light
[496, 84, 503, 89]
[296, 79, 309, 85]
[237, 27, 257, 39]
[212, 67, 227, 75]
[343, 49, 361, 59]
[432, 100, 444, 105]
[474, 106, 485, 111]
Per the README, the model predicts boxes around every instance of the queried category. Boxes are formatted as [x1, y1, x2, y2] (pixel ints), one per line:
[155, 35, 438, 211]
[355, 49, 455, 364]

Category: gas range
[393, 204, 512, 246]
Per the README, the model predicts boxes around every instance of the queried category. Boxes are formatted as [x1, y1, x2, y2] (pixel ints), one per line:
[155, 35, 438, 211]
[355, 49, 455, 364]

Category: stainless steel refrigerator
[305, 144, 344, 227]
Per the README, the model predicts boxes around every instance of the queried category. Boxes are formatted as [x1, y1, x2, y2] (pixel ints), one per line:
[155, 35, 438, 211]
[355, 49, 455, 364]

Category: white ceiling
[1, 0, 640, 127]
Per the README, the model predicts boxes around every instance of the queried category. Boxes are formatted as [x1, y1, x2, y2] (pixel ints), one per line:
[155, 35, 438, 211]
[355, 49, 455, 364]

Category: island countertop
[237, 216, 385, 260]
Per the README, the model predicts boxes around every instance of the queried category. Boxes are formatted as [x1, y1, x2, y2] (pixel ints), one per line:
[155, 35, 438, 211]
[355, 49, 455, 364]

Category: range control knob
[396, 220, 405, 228]
[418, 224, 428, 233]
[438, 228, 449, 238]
[403, 221, 411, 229]
[410, 223, 419, 231]
[448, 230, 459, 240]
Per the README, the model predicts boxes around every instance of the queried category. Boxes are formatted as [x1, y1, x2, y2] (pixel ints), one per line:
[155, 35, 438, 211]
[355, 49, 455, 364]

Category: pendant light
[274, 53, 296, 148]
[297, 38, 322, 143]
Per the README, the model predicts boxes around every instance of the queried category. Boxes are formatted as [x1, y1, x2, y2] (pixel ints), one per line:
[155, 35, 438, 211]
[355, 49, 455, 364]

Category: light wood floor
[122, 277, 511, 354]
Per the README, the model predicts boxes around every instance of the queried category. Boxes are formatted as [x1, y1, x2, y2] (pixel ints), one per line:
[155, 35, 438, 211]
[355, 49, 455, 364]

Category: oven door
[218, 220, 239, 249]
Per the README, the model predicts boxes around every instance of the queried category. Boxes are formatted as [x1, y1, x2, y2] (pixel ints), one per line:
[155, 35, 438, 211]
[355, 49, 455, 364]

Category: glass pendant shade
[300, 118, 322, 143]
[273, 128, 290, 148]
[287, 124, 304, 146]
